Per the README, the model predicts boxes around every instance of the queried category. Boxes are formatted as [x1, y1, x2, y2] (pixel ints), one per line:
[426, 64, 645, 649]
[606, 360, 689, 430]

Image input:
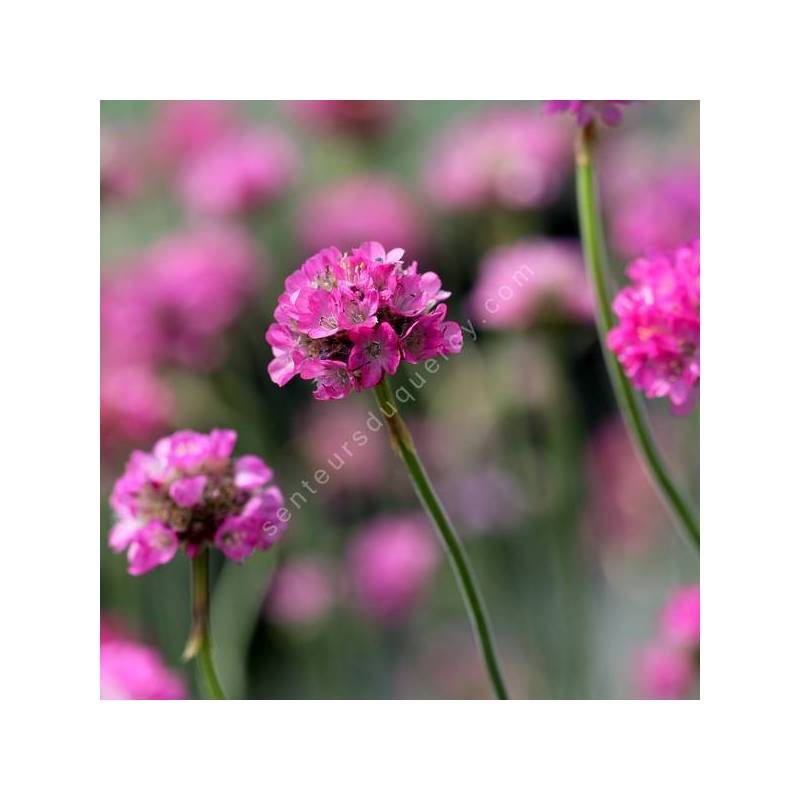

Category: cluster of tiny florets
[110, 429, 286, 574]
[266, 242, 463, 399]
[608, 239, 700, 414]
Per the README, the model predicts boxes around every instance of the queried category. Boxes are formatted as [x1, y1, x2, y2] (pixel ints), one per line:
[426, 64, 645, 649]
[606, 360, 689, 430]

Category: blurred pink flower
[285, 100, 398, 136]
[543, 100, 633, 127]
[101, 365, 174, 456]
[347, 515, 439, 622]
[100, 634, 186, 700]
[633, 642, 694, 700]
[152, 100, 236, 165]
[266, 557, 335, 626]
[109, 429, 287, 574]
[298, 175, 424, 255]
[661, 584, 700, 648]
[426, 108, 572, 211]
[471, 238, 592, 328]
[179, 129, 297, 216]
[608, 239, 700, 414]
[101, 130, 142, 202]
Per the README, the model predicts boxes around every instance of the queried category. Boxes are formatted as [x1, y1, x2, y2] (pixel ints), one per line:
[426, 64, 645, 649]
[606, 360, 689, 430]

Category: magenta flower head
[109, 429, 287, 575]
[101, 632, 186, 700]
[608, 239, 700, 414]
[660, 584, 700, 649]
[470, 238, 592, 329]
[179, 129, 297, 216]
[347, 515, 439, 622]
[152, 100, 235, 165]
[543, 100, 633, 127]
[265, 557, 335, 627]
[266, 242, 462, 398]
[633, 642, 694, 700]
[298, 175, 424, 256]
[426, 108, 571, 211]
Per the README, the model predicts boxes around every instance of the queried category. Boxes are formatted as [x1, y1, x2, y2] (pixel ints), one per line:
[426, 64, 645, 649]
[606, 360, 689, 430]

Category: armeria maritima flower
[109, 429, 287, 575]
[608, 239, 700, 414]
[266, 241, 463, 399]
[543, 100, 633, 127]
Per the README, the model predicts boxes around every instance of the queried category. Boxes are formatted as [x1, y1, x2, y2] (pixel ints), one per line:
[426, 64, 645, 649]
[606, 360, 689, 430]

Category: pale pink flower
[109, 429, 287, 574]
[101, 635, 186, 700]
[298, 175, 424, 255]
[426, 108, 572, 210]
[608, 239, 700, 414]
[266, 557, 335, 626]
[543, 100, 633, 127]
[101, 129, 143, 202]
[152, 100, 235, 165]
[661, 585, 700, 648]
[633, 643, 694, 700]
[471, 239, 592, 328]
[347, 515, 439, 622]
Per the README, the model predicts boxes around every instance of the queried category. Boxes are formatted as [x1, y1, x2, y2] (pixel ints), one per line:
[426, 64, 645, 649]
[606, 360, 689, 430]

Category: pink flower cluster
[266, 557, 335, 626]
[426, 108, 572, 211]
[298, 175, 424, 256]
[100, 622, 186, 700]
[608, 239, 700, 414]
[634, 585, 700, 699]
[470, 238, 592, 328]
[109, 429, 287, 575]
[543, 100, 633, 127]
[266, 242, 463, 399]
[347, 515, 439, 622]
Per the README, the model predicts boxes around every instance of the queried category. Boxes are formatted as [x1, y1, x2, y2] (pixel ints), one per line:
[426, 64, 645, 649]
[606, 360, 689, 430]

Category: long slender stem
[373, 378, 510, 699]
[183, 550, 226, 700]
[575, 124, 700, 550]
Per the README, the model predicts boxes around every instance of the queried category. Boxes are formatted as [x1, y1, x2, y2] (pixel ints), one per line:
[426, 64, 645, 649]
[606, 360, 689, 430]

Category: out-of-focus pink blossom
[633, 643, 694, 700]
[298, 175, 424, 255]
[179, 129, 297, 216]
[109, 429, 287, 574]
[100, 634, 186, 700]
[347, 515, 439, 622]
[471, 239, 592, 328]
[101, 366, 174, 456]
[608, 239, 700, 414]
[285, 100, 398, 137]
[266, 242, 461, 400]
[426, 108, 572, 211]
[101, 130, 143, 202]
[543, 100, 633, 127]
[152, 100, 236, 165]
[661, 584, 700, 648]
[266, 557, 335, 626]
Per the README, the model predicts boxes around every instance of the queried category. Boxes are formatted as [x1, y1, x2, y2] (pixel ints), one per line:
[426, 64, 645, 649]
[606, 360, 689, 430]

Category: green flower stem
[575, 124, 700, 550]
[373, 378, 510, 699]
[183, 550, 226, 700]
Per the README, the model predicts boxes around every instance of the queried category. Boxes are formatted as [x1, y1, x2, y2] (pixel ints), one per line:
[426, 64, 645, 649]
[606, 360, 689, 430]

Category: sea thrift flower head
[347, 515, 439, 622]
[426, 109, 572, 211]
[660, 585, 700, 648]
[100, 636, 186, 700]
[179, 129, 297, 216]
[298, 175, 425, 255]
[266, 557, 335, 626]
[266, 242, 461, 399]
[608, 239, 700, 414]
[543, 100, 633, 127]
[285, 100, 398, 137]
[109, 429, 287, 575]
[152, 100, 236, 165]
[471, 239, 592, 329]
[633, 642, 694, 700]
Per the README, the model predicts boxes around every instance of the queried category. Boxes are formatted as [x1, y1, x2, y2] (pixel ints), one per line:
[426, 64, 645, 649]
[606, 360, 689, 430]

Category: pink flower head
[152, 100, 236, 165]
[660, 585, 700, 649]
[267, 242, 462, 399]
[101, 129, 143, 202]
[109, 429, 287, 574]
[543, 100, 633, 127]
[347, 515, 439, 622]
[471, 239, 593, 329]
[265, 557, 335, 626]
[298, 175, 424, 255]
[426, 108, 572, 211]
[608, 239, 700, 414]
[284, 100, 398, 137]
[633, 643, 694, 700]
[179, 129, 297, 216]
[100, 634, 187, 700]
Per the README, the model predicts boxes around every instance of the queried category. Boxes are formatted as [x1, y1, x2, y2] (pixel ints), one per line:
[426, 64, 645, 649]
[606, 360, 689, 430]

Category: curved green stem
[575, 124, 700, 550]
[183, 550, 226, 699]
[373, 378, 510, 699]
